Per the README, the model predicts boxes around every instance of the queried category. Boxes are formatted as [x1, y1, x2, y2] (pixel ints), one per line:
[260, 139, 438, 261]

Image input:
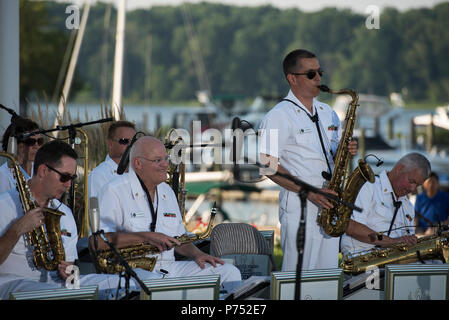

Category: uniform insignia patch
[61, 229, 71, 237]
[164, 212, 176, 218]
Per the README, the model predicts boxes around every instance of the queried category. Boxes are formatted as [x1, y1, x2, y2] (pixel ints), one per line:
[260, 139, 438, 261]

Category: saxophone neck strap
[137, 174, 158, 232]
[282, 98, 332, 179]
[387, 193, 402, 237]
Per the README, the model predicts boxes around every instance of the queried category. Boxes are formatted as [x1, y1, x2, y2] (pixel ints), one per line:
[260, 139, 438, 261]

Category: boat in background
[413, 104, 449, 130]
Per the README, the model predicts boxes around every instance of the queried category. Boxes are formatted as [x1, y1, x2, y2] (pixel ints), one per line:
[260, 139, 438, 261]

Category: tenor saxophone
[341, 231, 449, 274]
[94, 205, 217, 274]
[0, 152, 66, 271]
[316, 85, 375, 237]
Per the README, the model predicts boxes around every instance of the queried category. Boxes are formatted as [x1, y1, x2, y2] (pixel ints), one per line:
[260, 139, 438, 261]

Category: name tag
[163, 212, 176, 218]
[131, 211, 145, 218]
[298, 128, 312, 134]
[61, 229, 72, 237]
[328, 125, 339, 131]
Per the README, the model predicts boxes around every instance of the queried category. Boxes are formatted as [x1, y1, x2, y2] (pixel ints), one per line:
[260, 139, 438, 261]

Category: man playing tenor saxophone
[0, 140, 159, 300]
[96, 136, 241, 292]
[341, 153, 431, 259]
[258, 49, 358, 271]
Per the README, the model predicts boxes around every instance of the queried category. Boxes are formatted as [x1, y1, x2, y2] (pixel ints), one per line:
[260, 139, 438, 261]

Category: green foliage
[19, 1, 449, 107]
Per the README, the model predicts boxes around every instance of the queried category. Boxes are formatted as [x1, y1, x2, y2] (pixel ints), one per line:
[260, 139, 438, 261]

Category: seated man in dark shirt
[415, 172, 449, 235]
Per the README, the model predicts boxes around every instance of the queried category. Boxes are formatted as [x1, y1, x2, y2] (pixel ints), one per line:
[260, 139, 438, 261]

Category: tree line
[20, 0, 449, 107]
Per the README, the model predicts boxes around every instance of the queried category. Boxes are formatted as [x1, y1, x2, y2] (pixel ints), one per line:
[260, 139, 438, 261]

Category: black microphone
[231, 117, 240, 132]
[231, 117, 241, 181]
[117, 133, 140, 175]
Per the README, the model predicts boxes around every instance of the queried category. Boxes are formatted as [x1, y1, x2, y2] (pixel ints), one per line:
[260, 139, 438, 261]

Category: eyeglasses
[19, 137, 45, 147]
[290, 68, 323, 80]
[45, 164, 77, 182]
[112, 138, 131, 145]
[137, 155, 169, 165]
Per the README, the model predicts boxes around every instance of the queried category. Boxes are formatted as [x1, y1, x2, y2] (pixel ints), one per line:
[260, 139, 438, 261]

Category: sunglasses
[19, 137, 45, 147]
[137, 155, 169, 165]
[45, 164, 77, 183]
[112, 138, 131, 145]
[290, 68, 324, 80]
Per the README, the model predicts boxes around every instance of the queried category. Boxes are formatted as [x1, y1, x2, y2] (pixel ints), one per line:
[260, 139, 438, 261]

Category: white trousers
[279, 195, 340, 272]
[0, 268, 159, 300]
[155, 260, 242, 293]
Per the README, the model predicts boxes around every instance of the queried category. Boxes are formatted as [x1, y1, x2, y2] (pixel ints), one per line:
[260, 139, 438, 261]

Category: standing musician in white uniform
[97, 136, 242, 292]
[0, 117, 43, 193]
[88, 120, 136, 198]
[0, 140, 159, 300]
[258, 49, 358, 271]
[341, 153, 431, 257]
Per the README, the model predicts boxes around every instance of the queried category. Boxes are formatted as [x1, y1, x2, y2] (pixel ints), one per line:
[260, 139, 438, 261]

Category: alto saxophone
[316, 85, 375, 237]
[95, 204, 217, 274]
[0, 152, 66, 271]
[341, 230, 449, 274]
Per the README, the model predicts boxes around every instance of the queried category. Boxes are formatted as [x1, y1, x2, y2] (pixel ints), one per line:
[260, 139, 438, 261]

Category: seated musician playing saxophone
[96, 136, 242, 293]
[0, 140, 158, 300]
[341, 153, 431, 258]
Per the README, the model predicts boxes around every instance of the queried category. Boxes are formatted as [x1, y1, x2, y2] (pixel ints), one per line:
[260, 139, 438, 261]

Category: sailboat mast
[53, 0, 91, 131]
[111, 0, 126, 120]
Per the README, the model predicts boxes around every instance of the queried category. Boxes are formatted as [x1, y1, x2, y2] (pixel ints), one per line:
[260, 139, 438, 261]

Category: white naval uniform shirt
[0, 189, 78, 282]
[340, 170, 415, 257]
[258, 90, 342, 270]
[88, 154, 118, 199]
[0, 162, 33, 194]
[99, 168, 185, 263]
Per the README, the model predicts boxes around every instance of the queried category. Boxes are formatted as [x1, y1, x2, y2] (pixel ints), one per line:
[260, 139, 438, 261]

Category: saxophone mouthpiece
[211, 201, 217, 218]
[317, 84, 330, 92]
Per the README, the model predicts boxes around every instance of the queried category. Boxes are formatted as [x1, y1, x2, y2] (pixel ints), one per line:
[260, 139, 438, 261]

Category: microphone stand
[94, 230, 151, 299]
[18, 117, 114, 139]
[243, 156, 361, 300]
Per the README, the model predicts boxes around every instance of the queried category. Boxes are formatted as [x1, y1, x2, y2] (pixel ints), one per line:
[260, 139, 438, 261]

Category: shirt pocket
[157, 213, 180, 237]
[295, 126, 314, 145]
[128, 211, 151, 232]
[368, 203, 393, 231]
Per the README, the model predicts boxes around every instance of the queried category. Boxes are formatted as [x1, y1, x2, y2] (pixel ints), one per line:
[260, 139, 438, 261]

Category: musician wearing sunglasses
[88, 120, 136, 198]
[258, 49, 358, 272]
[0, 117, 44, 194]
[0, 140, 158, 300]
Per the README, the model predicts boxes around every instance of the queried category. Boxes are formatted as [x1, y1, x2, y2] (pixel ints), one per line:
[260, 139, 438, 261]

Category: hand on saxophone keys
[394, 234, 418, 247]
[15, 207, 45, 234]
[143, 232, 181, 252]
[347, 139, 358, 157]
[308, 188, 338, 209]
[379, 234, 418, 247]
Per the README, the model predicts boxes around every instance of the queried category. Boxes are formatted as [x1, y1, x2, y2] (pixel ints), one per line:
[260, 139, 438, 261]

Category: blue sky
[57, 0, 448, 13]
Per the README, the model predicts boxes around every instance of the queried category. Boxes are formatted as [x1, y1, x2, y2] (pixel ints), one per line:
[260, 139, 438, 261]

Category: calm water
[26, 102, 448, 223]
[185, 198, 279, 229]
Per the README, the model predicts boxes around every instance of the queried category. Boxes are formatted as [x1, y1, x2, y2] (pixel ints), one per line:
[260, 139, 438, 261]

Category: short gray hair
[397, 152, 431, 179]
[129, 135, 161, 170]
